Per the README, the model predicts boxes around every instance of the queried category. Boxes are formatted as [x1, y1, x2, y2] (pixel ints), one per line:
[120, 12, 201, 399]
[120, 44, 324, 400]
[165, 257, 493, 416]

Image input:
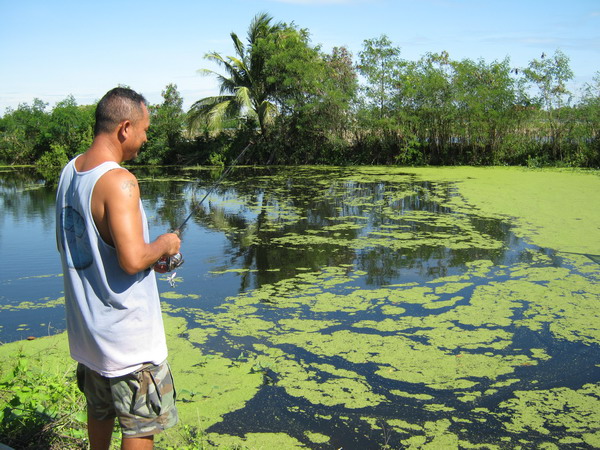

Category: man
[55, 87, 180, 449]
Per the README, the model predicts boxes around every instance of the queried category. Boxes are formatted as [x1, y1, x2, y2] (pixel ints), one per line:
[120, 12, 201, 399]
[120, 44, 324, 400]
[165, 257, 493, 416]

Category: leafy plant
[0, 352, 87, 449]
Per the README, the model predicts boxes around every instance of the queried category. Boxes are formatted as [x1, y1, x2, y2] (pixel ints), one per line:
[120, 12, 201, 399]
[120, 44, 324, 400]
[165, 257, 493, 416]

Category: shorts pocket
[145, 365, 163, 416]
[129, 362, 175, 419]
[127, 369, 158, 418]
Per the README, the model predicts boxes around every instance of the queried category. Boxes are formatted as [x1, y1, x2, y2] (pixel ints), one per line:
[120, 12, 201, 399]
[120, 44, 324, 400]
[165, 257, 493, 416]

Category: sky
[1, 0, 599, 114]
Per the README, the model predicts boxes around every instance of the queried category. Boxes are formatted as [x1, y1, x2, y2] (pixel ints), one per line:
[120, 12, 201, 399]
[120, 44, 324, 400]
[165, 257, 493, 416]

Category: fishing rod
[175, 140, 254, 233]
[155, 141, 254, 273]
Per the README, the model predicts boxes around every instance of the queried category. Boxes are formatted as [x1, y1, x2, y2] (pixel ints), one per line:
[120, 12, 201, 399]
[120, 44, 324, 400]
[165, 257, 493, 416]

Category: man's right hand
[157, 232, 181, 257]
[152, 233, 182, 273]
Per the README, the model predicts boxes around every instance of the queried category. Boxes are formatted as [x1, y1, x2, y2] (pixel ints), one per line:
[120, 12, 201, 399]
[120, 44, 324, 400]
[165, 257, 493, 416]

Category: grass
[0, 349, 229, 449]
[0, 351, 88, 449]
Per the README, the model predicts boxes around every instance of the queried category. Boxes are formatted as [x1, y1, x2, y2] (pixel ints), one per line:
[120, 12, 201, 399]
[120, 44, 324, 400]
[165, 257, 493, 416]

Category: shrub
[0, 353, 88, 449]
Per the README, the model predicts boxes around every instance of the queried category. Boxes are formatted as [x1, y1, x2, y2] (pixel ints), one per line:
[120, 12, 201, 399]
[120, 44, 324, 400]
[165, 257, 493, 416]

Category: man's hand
[156, 232, 181, 257]
[153, 233, 182, 273]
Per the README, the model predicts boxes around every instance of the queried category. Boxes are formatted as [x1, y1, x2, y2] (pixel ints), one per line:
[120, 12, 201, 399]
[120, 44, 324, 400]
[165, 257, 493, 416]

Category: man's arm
[93, 169, 180, 275]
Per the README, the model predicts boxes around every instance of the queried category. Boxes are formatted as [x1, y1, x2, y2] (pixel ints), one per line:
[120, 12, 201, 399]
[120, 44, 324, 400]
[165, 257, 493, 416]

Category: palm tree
[188, 13, 281, 139]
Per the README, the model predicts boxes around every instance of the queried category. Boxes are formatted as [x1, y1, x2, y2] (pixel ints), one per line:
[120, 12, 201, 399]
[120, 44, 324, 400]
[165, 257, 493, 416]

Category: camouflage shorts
[76, 361, 178, 437]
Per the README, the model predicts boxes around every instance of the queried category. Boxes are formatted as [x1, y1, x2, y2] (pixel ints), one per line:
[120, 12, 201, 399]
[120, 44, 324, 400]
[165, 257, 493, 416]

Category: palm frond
[248, 12, 274, 44]
[257, 100, 278, 126]
[204, 51, 228, 66]
[236, 87, 253, 111]
[190, 13, 286, 138]
[188, 96, 234, 132]
[197, 68, 219, 77]
[189, 95, 233, 110]
[219, 77, 240, 96]
[231, 32, 245, 59]
[204, 53, 243, 80]
[206, 101, 233, 130]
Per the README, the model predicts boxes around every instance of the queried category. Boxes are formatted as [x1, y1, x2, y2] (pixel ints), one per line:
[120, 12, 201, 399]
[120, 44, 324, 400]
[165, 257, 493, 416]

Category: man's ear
[117, 120, 132, 142]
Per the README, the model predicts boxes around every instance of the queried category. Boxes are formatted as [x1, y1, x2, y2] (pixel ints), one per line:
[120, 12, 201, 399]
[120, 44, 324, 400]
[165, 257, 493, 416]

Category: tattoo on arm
[121, 180, 137, 198]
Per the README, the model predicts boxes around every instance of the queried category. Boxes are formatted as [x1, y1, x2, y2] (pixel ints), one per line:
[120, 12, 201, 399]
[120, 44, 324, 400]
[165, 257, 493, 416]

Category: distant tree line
[1, 13, 599, 171]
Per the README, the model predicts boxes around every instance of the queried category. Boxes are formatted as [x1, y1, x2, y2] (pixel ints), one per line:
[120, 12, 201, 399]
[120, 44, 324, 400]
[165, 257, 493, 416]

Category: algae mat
[1, 166, 599, 449]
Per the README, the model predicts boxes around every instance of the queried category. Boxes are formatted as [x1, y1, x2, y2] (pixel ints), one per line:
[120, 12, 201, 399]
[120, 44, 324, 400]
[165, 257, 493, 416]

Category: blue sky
[1, 0, 598, 114]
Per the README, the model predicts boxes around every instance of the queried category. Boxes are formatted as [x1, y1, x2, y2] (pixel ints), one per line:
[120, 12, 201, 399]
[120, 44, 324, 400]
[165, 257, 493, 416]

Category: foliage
[1, 16, 600, 170]
[523, 50, 575, 161]
[569, 72, 600, 167]
[450, 57, 517, 164]
[0, 352, 88, 449]
[357, 35, 402, 120]
[138, 84, 186, 165]
[35, 143, 70, 186]
[0, 97, 94, 166]
[0, 99, 50, 164]
[263, 35, 356, 164]
[187, 13, 282, 140]
[47, 96, 94, 159]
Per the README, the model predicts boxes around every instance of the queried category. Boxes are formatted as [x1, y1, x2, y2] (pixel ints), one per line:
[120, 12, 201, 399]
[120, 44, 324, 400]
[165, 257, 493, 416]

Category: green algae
[304, 431, 329, 444]
[497, 383, 600, 446]
[0, 332, 70, 370]
[434, 282, 473, 295]
[273, 213, 504, 252]
[253, 344, 386, 409]
[209, 268, 258, 275]
[398, 166, 600, 255]
[149, 314, 266, 446]
[166, 230, 598, 442]
[268, 326, 532, 390]
[169, 237, 596, 445]
[0, 296, 65, 311]
[160, 291, 200, 300]
[399, 419, 459, 449]
[206, 432, 306, 449]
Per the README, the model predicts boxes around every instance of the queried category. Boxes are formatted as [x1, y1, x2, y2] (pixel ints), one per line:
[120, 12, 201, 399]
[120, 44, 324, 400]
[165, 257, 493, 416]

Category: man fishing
[55, 87, 180, 449]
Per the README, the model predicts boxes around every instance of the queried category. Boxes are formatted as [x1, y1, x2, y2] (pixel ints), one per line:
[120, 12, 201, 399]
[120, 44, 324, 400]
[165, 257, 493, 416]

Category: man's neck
[76, 135, 124, 172]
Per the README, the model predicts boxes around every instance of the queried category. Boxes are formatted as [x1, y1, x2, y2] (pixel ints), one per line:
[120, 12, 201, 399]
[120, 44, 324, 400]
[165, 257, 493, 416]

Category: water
[1, 166, 599, 448]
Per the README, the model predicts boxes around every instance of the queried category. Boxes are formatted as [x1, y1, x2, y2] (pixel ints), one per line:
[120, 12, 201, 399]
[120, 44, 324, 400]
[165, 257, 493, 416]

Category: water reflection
[0, 166, 526, 341]
[161, 166, 527, 291]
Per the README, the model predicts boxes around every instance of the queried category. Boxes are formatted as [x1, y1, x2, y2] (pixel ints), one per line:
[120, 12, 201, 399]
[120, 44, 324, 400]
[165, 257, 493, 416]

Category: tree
[355, 35, 406, 164]
[451, 58, 516, 163]
[47, 95, 94, 159]
[402, 51, 455, 163]
[0, 99, 49, 164]
[322, 47, 359, 139]
[190, 13, 346, 164]
[357, 35, 402, 120]
[256, 24, 350, 163]
[188, 13, 282, 140]
[523, 50, 574, 160]
[140, 84, 185, 164]
[571, 71, 600, 166]
[266, 45, 358, 164]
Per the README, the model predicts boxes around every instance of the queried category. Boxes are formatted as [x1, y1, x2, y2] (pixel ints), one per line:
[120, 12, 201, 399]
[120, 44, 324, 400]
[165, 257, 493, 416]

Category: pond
[1, 165, 599, 448]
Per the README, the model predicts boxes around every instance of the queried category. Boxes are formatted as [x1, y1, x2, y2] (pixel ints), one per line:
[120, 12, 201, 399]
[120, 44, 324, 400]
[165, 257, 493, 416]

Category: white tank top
[56, 156, 168, 377]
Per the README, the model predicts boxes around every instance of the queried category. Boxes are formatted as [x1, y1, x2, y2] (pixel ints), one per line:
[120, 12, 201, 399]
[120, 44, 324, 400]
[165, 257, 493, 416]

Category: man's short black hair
[94, 87, 148, 136]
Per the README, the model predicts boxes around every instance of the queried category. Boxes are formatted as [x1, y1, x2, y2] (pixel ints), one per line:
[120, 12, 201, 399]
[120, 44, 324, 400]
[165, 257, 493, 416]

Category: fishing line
[174, 141, 254, 234]
[157, 141, 254, 275]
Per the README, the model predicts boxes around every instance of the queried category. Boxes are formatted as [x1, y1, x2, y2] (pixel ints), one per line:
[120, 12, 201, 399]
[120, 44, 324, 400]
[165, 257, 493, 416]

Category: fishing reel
[154, 252, 184, 273]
